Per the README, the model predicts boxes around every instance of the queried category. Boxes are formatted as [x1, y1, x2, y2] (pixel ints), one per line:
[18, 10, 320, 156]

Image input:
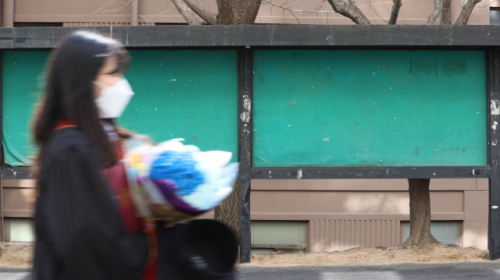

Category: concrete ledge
[0, 25, 499, 49]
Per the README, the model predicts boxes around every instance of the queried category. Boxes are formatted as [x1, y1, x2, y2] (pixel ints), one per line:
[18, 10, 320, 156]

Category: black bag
[157, 219, 238, 280]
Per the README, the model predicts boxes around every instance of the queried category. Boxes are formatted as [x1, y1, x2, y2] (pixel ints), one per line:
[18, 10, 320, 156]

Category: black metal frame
[0, 25, 499, 262]
[251, 166, 491, 179]
[0, 51, 3, 169]
[238, 47, 253, 263]
[488, 49, 500, 259]
[0, 51, 3, 242]
[3, 26, 500, 48]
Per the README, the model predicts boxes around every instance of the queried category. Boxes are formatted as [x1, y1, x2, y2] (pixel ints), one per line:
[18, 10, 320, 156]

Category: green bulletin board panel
[2, 50, 238, 166]
[2, 51, 48, 166]
[253, 50, 487, 167]
[120, 50, 238, 161]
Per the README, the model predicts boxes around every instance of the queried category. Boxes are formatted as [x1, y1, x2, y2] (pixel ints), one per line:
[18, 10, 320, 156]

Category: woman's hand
[133, 134, 154, 145]
[115, 126, 136, 139]
[149, 203, 196, 222]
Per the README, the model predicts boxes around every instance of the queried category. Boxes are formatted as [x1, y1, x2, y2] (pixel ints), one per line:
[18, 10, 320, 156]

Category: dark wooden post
[0, 51, 4, 241]
[489, 49, 500, 260]
[238, 47, 253, 263]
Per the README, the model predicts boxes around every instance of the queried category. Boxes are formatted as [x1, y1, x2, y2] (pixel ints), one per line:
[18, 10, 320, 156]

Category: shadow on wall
[341, 191, 465, 214]
[463, 228, 487, 250]
[342, 192, 408, 214]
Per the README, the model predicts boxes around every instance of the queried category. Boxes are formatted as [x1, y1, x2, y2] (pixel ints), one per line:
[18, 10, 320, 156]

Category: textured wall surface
[253, 50, 487, 167]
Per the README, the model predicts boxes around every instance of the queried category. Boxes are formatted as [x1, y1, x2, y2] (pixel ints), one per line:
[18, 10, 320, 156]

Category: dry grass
[240, 245, 496, 267]
[0, 242, 34, 267]
[0, 242, 496, 268]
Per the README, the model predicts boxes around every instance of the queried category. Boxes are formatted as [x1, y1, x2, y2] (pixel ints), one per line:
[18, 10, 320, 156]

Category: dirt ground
[0, 242, 497, 268]
[0, 242, 33, 268]
[240, 245, 498, 267]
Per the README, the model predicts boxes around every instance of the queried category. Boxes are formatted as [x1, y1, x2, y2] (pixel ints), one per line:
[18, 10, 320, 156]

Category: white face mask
[94, 78, 134, 119]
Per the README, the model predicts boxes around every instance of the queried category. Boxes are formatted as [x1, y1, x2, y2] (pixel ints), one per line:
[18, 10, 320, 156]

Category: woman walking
[31, 31, 237, 280]
[32, 31, 149, 280]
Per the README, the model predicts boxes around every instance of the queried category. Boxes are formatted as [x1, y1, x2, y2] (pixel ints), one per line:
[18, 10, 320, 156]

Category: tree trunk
[441, 0, 451, 25]
[214, 180, 240, 239]
[404, 179, 441, 246]
[212, 0, 261, 239]
[216, 0, 261, 25]
[174, 0, 261, 25]
[173, 0, 261, 239]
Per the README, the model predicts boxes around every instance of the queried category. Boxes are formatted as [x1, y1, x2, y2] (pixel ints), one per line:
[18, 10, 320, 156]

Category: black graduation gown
[33, 128, 148, 280]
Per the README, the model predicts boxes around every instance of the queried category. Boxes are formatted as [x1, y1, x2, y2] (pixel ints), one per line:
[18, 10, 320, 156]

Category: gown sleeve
[37, 143, 148, 280]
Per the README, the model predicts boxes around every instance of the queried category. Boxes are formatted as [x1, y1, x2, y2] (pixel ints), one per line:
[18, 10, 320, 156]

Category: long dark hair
[33, 31, 129, 169]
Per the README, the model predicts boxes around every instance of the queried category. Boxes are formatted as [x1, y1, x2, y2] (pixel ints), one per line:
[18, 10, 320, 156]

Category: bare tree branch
[262, 0, 346, 24]
[263, 0, 337, 15]
[327, 0, 371, 25]
[140, 7, 174, 23]
[364, 0, 388, 23]
[358, 1, 396, 9]
[100, 0, 133, 13]
[183, 0, 218, 25]
[427, 0, 442, 25]
[455, 0, 482, 25]
[261, 0, 394, 25]
[475, 0, 498, 9]
[388, 0, 402, 25]
[92, 0, 117, 15]
[172, 0, 203, 25]
[261, 0, 309, 23]
[441, 0, 451, 25]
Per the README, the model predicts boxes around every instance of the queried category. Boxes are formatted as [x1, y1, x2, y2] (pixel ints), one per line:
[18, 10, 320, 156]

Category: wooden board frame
[0, 25, 499, 262]
[488, 49, 500, 259]
[1, 26, 500, 48]
[238, 48, 253, 263]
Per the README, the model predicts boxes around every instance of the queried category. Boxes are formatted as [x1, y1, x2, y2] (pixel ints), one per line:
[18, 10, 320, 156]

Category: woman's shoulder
[45, 128, 95, 161]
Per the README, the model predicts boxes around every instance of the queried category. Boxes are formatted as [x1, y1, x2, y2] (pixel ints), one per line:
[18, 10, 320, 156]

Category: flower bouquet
[124, 138, 239, 220]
